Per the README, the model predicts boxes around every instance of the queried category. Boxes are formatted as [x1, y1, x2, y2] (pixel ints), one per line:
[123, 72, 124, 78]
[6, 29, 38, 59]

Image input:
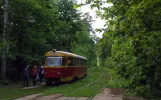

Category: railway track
[87, 69, 113, 100]
[87, 67, 98, 76]
[17, 67, 112, 100]
[49, 68, 112, 100]
[41, 73, 103, 100]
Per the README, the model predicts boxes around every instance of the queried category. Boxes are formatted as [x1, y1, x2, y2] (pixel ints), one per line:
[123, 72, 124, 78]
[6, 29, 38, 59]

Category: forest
[0, 0, 97, 80]
[1, 0, 161, 99]
[96, 0, 161, 99]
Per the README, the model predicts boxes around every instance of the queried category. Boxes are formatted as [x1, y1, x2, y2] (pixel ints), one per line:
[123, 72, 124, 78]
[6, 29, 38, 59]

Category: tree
[0, 0, 97, 80]
[94, 0, 161, 99]
[1, 0, 8, 80]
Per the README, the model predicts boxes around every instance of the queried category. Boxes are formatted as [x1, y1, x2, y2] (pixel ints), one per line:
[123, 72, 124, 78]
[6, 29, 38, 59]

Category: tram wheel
[46, 82, 52, 85]
[84, 74, 87, 77]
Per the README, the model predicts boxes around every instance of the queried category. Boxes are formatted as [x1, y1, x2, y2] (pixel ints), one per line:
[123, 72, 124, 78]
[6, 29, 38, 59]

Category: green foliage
[0, 0, 97, 79]
[0, 80, 9, 85]
[0, 86, 49, 100]
[72, 18, 97, 66]
[95, 0, 161, 99]
[0, 0, 3, 52]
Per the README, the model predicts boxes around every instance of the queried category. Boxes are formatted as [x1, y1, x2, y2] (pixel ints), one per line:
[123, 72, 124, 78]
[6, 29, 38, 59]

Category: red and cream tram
[44, 49, 87, 85]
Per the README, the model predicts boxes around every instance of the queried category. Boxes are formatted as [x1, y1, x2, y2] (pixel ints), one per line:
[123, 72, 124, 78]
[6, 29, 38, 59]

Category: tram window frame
[80, 59, 83, 66]
[73, 58, 87, 66]
[84, 60, 87, 66]
[83, 59, 85, 66]
[85, 60, 87, 66]
[78, 58, 80, 66]
[82, 59, 84, 66]
[83, 59, 86, 66]
[62, 57, 67, 66]
[73, 57, 77, 66]
[68, 57, 74, 66]
[75, 58, 79, 66]
[77, 58, 79, 66]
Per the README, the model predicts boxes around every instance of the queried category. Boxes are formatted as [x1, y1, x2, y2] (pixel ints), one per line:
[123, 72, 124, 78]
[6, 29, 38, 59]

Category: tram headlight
[57, 72, 61, 75]
[57, 72, 60, 75]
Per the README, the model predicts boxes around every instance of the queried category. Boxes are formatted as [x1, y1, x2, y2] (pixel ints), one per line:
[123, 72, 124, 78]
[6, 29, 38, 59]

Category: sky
[76, 0, 111, 38]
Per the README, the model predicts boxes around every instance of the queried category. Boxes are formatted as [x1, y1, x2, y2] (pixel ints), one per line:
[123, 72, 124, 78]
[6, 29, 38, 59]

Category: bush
[0, 80, 9, 85]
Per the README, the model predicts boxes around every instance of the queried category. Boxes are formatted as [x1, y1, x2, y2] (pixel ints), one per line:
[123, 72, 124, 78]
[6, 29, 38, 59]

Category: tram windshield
[46, 57, 62, 67]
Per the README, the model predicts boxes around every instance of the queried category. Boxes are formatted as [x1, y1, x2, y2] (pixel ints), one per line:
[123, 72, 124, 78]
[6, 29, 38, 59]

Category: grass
[0, 86, 49, 100]
[42, 66, 110, 97]
[0, 66, 110, 100]
[105, 68, 127, 88]
[68, 77, 109, 97]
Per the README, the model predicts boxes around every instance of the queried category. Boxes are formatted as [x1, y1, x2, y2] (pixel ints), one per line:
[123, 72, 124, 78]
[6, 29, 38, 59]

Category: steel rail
[33, 68, 107, 100]
[87, 69, 113, 100]
[53, 72, 104, 100]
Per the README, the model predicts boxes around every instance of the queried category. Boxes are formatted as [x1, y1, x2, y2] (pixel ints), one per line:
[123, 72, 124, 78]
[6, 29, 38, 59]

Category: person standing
[31, 66, 37, 86]
[39, 66, 44, 84]
[23, 65, 29, 87]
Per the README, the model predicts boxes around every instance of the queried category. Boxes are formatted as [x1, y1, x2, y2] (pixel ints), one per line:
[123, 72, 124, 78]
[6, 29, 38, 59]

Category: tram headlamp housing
[52, 49, 56, 56]
[57, 72, 62, 75]
[52, 49, 56, 52]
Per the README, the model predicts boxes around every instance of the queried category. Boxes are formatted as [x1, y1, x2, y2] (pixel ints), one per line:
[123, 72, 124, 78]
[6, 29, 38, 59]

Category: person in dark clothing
[23, 65, 29, 87]
[39, 66, 44, 84]
[31, 66, 37, 86]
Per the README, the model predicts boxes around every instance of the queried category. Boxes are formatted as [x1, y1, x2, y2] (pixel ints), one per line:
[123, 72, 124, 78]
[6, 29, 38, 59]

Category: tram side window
[73, 58, 77, 66]
[82, 59, 85, 66]
[80, 59, 82, 66]
[81, 59, 87, 66]
[82, 59, 86, 66]
[73, 58, 86, 66]
[74, 58, 79, 66]
[62, 57, 67, 66]
[77, 58, 79, 66]
[78, 59, 80, 66]
[78, 58, 80, 66]
[68, 57, 73, 66]
[85, 60, 87, 66]
[84, 60, 86, 66]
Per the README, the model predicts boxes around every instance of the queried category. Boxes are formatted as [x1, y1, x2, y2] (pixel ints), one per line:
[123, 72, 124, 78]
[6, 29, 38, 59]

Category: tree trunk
[1, 0, 8, 80]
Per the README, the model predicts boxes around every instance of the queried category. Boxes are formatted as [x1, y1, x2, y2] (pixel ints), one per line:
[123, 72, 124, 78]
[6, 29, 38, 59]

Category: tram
[44, 49, 87, 85]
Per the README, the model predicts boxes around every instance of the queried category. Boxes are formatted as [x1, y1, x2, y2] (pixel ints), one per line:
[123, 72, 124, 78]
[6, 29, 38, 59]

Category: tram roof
[45, 51, 87, 60]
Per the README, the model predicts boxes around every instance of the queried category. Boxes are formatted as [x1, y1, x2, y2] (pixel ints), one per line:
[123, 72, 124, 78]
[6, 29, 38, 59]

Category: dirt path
[92, 88, 145, 100]
[15, 94, 88, 100]
[15, 88, 145, 100]
[92, 88, 124, 100]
